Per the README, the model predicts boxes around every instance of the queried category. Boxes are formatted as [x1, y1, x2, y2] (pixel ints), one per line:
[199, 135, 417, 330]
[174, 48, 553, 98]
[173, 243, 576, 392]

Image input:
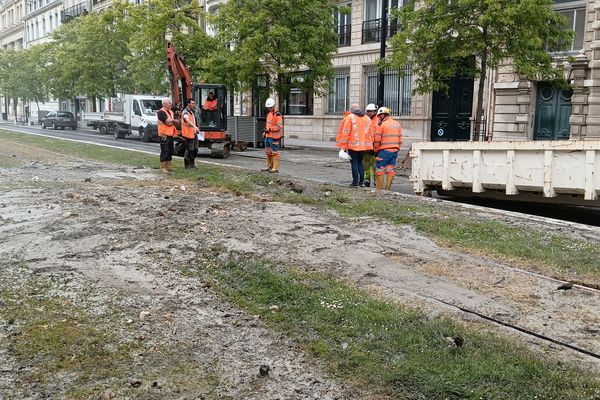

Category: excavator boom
[166, 41, 192, 108]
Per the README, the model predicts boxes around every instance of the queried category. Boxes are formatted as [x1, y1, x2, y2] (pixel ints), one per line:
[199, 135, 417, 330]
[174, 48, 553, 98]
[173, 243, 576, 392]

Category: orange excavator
[167, 41, 231, 158]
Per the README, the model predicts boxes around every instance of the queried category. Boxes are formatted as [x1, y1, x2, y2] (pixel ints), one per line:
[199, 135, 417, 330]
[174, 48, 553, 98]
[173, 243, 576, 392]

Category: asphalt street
[0, 122, 415, 193]
[2, 122, 600, 227]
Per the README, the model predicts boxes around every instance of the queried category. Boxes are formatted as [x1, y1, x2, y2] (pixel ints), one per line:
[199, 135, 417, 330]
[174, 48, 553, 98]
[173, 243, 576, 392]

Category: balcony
[361, 18, 401, 44]
[335, 23, 351, 47]
[61, 1, 90, 23]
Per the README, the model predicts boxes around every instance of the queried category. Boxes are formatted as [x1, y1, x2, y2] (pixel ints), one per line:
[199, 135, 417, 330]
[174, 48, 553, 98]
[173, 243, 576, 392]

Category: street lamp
[376, 0, 388, 108]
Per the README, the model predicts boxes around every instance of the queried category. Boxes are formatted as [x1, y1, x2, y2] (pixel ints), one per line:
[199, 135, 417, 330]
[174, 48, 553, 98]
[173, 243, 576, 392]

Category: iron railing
[361, 18, 401, 44]
[327, 68, 351, 115]
[61, 1, 90, 23]
[335, 23, 351, 47]
[364, 64, 413, 116]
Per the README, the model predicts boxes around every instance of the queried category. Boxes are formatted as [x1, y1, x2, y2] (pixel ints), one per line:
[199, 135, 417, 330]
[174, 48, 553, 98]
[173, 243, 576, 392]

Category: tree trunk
[13, 98, 17, 123]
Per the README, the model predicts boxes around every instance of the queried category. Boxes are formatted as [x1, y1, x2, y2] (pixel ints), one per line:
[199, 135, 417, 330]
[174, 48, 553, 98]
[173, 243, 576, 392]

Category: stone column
[584, 0, 600, 139]
[569, 55, 590, 140]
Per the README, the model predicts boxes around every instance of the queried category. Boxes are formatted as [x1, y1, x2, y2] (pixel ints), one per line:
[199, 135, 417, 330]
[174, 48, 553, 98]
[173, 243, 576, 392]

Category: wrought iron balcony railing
[335, 23, 351, 47]
[361, 18, 401, 44]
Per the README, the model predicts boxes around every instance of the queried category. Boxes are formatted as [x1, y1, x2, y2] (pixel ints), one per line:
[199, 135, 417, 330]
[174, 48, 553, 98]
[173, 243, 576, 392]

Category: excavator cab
[191, 83, 230, 158]
[193, 84, 227, 133]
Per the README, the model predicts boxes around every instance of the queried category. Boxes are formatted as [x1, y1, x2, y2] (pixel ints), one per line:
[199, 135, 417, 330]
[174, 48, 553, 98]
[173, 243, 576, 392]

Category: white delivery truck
[89, 94, 164, 142]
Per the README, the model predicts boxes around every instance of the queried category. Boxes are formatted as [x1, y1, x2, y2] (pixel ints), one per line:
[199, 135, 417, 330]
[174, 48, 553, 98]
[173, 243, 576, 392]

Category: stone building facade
[489, 0, 598, 141]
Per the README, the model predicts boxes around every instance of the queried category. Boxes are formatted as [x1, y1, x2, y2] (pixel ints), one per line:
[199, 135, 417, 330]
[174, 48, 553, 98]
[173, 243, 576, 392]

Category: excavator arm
[166, 41, 192, 109]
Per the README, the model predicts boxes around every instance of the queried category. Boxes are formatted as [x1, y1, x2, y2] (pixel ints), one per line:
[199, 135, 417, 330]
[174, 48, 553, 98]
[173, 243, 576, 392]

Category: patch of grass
[0, 264, 220, 398]
[2, 129, 599, 281]
[0, 153, 23, 167]
[207, 259, 600, 400]
[323, 196, 600, 279]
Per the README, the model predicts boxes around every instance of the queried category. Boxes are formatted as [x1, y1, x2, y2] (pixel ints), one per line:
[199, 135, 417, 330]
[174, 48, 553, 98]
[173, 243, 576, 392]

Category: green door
[431, 76, 474, 141]
[533, 83, 572, 140]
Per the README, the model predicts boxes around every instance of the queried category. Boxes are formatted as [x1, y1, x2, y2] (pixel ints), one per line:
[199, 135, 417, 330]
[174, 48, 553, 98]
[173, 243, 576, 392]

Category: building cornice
[24, 0, 62, 20]
[0, 21, 24, 39]
[0, 0, 24, 13]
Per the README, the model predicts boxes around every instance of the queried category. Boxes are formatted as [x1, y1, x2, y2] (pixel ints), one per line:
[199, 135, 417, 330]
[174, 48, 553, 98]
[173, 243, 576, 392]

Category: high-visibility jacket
[374, 116, 402, 152]
[157, 107, 177, 137]
[204, 99, 217, 111]
[336, 112, 373, 151]
[181, 108, 197, 139]
[265, 109, 283, 140]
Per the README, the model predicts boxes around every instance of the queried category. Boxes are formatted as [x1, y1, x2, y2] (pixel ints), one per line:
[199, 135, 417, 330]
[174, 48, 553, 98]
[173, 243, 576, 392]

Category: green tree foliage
[390, 0, 574, 138]
[43, 2, 135, 101]
[0, 47, 49, 114]
[127, 0, 207, 95]
[203, 0, 339, 108]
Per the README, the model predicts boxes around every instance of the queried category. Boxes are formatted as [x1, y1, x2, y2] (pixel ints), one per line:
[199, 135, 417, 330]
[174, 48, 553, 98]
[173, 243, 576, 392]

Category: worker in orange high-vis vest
[336, 103, 373, 187]
[262, 98, 283, 173]
[362, 103, 378, 187]
[157, 98, 179, 172]
[181, 98, 200, 170]
[203, 91, 218, 127]
[373, 107, 402, 191]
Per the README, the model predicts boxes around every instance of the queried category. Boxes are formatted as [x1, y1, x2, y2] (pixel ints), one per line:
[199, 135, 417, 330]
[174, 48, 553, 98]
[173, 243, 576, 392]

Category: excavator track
[210, 142, 231, 159]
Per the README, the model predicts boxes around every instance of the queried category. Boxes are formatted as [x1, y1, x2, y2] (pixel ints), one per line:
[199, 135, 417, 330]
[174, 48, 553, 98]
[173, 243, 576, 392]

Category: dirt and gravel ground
[1, 140, 600, 398]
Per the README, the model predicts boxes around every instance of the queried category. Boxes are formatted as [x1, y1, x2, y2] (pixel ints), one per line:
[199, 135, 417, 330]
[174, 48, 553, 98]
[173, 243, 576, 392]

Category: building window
[556, 7, 586, 52]
[362, 0, 404, 43]
[284, 72, 314, 115]
[364, 65, 413, 116]
[49, 15, 52, 31]
[328, 68, 350, 115]
[334, 4, 351, 47]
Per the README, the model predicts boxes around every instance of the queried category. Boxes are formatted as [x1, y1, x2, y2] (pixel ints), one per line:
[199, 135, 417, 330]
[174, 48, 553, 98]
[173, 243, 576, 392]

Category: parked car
[41, 111, 77, 130]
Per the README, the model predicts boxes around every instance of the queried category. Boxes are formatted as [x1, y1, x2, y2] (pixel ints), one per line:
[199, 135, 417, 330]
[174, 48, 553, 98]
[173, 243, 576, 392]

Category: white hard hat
[265, 98, 276, 108]
[377, 107, 391, 116]
[365, 103, 377, 111]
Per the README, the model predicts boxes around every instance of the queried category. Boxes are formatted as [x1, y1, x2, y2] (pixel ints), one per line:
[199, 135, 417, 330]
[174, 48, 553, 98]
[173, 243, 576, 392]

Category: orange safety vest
[180, 108, 197, 139]
[204, 99, 218, 111]
[336, 112, 373, 151]
[265, 109, 283, 140]
[374, 116, 402, 152]
[157, 107, 177, 137]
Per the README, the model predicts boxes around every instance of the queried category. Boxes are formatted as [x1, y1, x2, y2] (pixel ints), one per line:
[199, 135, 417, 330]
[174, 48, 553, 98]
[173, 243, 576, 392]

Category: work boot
[385, 174, 394, 191]
[375, 175, 384, 190]
[262, 154, 273, 172]
[166, 160, 173, 172]
[160, 161, 169, 173]
[269, 155, 280, 173]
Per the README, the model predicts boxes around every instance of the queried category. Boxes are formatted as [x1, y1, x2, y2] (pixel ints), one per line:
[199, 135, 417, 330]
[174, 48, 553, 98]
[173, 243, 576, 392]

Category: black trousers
[159, 136, 174, 162]
[184, 136, 199, 167]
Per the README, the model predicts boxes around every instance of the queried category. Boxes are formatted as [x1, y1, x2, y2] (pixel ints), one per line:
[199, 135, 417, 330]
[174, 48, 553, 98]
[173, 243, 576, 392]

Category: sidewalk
[283, 137, 337, 151]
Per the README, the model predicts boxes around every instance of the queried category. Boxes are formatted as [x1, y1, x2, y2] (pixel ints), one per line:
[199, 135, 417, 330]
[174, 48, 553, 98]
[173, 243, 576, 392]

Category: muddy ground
[1, 141, 600, 398]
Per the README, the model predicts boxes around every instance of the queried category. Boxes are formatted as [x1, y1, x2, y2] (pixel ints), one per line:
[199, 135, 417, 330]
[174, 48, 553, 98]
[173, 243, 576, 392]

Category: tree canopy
[203, 0, 339, 107]
[389, 0, 574, 138]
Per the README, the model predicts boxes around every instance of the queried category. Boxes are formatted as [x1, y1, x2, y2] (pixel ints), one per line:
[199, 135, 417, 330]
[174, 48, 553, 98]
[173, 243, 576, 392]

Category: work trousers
[363, 152, 376, 181]
[184, 136, 199, 168]
[159, 136, 175, 162]
[348, 149, 365, 186]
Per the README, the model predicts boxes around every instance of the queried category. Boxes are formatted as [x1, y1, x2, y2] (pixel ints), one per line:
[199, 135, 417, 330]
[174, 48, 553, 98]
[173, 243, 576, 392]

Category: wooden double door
[431, 76, 474, 141]
[533, 82, 572, 140]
